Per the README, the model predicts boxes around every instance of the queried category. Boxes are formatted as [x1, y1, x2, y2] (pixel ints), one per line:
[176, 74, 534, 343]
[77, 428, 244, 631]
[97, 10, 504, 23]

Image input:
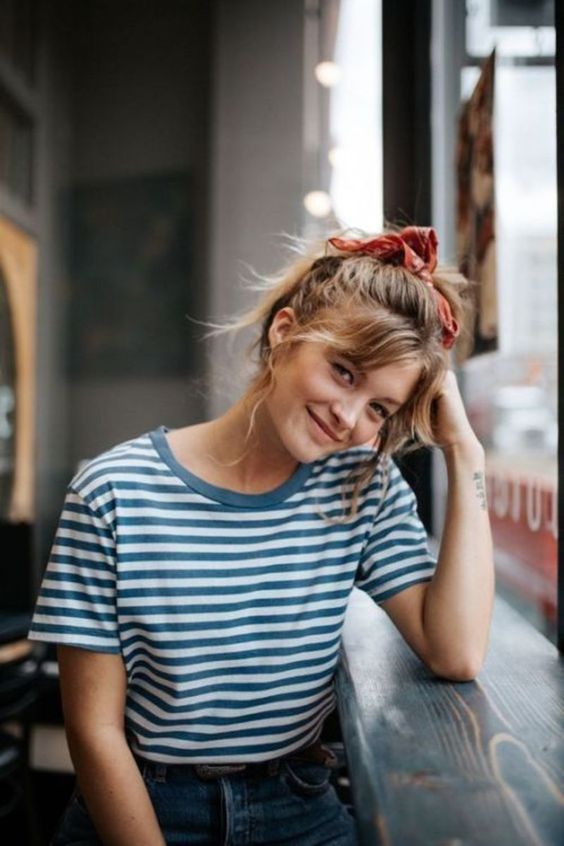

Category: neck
[203, 392, 299, 487]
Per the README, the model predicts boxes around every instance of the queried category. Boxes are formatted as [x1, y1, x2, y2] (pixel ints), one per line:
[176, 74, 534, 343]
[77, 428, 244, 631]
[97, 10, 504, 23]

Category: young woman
[28, 226, 494, 846]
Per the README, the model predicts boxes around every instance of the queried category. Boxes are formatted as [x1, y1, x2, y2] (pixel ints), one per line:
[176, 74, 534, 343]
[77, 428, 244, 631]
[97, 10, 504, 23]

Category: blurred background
[0, 0, 558, 842]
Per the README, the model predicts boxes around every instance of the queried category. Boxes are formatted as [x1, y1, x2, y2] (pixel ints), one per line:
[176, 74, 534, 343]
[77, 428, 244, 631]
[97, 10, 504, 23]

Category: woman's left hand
[431, 370, 483, 455]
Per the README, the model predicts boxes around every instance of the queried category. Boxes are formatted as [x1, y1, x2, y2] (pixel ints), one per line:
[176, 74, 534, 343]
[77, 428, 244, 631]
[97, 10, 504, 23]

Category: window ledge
[336, 588, 563, 845]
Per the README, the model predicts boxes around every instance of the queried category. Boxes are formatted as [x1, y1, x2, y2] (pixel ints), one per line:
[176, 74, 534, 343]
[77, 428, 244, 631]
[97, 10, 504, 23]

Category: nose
[329, 399, 360, 433]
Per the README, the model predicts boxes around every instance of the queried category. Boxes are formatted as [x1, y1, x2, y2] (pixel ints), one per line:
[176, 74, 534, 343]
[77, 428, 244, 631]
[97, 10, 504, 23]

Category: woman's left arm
[423, 369, 495, 680]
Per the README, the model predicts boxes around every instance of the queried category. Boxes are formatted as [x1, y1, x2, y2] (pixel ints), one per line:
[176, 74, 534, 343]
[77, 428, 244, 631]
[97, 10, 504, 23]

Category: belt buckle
[194, 763, 247, 781]
[265, 758, 281, 776]
[291, 741, 339, 769]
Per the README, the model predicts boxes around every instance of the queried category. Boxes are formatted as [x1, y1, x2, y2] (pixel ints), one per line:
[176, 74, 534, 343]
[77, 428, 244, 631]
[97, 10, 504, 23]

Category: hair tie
[327, 226, 459, 349]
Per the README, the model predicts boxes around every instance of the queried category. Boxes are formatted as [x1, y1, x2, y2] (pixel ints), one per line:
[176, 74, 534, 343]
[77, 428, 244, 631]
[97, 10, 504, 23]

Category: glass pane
[302, 0, 382, 234]
[460, 59, 557, 641]
[466, 0, 554, 58]
[329, 0, 383, 231]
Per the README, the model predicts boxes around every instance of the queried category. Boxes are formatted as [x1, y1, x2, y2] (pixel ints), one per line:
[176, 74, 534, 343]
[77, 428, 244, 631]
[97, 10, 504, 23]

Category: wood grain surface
[336, 589, 563, 846]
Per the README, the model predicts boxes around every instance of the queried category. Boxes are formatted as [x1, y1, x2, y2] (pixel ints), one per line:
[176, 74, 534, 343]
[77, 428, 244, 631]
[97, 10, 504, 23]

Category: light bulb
[303, 191, 332, 218]
[328, 146, 345, 167]
[314, 61, 342, 88]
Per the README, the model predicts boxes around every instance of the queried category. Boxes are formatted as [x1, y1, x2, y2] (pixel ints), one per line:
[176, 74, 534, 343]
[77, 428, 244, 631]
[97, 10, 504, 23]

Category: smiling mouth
[307, 408, 342, 442]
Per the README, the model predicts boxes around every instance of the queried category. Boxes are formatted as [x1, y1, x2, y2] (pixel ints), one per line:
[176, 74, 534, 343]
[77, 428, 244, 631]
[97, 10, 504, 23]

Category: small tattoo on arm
[473, 472, 487, 511]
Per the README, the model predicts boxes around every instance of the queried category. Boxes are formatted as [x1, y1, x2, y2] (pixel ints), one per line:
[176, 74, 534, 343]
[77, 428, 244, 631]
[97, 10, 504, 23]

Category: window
[433, 0, 557, 642]
[302, 0, 383, 234]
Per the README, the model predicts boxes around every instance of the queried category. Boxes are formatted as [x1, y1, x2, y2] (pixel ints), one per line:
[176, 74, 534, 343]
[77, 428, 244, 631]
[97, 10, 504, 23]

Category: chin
[276, 413, 337, 464]
[285, 441, 317, 464]
[291, 434, 337, 464]
[275, 429, 315, 464]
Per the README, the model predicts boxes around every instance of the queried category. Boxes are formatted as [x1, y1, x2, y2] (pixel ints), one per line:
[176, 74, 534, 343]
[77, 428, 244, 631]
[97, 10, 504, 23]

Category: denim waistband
[133, 739, 339, 781]
[135, 756, 280, 781]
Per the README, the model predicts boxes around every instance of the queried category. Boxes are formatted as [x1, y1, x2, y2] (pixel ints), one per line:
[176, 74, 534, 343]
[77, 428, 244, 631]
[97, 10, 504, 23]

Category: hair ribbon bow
[328, 226, 459, 349]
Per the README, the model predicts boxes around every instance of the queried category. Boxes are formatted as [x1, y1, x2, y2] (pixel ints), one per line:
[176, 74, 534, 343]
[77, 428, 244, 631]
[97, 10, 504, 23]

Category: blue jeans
[50, 754, 359, 845]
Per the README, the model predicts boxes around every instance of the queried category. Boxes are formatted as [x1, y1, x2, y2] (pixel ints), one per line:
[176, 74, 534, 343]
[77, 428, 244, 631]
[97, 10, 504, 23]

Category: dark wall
[382, 0, 434, 533]
[383, 0, 432, 227]
[65, 0, 213, 467]
[31, 0, 214, 591]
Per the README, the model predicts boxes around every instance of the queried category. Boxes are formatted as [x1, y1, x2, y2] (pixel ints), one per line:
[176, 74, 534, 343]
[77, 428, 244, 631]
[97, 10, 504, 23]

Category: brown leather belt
[192, 740, 339, 781]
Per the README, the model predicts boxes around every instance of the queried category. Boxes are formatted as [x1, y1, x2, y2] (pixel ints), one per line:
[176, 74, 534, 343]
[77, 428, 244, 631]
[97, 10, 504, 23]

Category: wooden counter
[336, 588, 564, 846]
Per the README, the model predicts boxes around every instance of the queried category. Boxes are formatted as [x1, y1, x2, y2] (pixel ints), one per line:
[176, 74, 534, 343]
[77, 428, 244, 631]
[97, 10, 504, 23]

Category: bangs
[305, 307, 430, 371]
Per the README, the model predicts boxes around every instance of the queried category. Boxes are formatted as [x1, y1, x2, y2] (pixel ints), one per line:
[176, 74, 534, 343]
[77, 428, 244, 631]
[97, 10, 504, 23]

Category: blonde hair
[203, 230, 470, 521]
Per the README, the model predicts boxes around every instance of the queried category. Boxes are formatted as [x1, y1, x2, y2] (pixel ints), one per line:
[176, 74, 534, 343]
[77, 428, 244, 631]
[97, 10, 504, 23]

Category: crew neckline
[149, 425, 314, 508]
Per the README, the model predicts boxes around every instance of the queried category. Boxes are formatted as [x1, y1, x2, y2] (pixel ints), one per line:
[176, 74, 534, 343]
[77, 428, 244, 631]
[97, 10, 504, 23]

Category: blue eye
[332, 362, 354, 383]
[370, 403, 390, 420]
[332, 361, 391, 420]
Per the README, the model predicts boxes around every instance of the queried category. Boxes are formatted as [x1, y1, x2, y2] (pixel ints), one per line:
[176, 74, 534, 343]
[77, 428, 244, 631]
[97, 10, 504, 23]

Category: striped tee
[28, 424, 436, 764]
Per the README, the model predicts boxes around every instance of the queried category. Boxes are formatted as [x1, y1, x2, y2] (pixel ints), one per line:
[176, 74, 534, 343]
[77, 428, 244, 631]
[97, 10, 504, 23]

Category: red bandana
[328, 226, 459, 349]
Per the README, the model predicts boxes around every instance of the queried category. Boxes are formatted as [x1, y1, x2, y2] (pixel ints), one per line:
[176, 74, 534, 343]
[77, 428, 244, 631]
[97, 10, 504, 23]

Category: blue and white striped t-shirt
[28, 424, 436, 764]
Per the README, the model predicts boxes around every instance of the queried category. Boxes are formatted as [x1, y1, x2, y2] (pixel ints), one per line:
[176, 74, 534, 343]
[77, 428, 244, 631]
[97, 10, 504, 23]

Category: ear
[268, 307, 297, 349]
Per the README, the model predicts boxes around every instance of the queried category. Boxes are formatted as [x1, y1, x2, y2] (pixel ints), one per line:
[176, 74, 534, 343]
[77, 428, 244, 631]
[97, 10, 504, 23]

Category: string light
[303, 190, 332, 218]
[328, 146, 345, 167]
[314, 61, 342, 87]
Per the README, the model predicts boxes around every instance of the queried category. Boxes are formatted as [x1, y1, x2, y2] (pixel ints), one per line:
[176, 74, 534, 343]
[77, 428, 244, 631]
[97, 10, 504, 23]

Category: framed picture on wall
[456, 49, 499, 362]
[0, 214, 37, 522]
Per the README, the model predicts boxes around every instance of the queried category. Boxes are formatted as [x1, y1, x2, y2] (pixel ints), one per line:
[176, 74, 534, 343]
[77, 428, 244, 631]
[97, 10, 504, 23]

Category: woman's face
[263, 308, 422, 464]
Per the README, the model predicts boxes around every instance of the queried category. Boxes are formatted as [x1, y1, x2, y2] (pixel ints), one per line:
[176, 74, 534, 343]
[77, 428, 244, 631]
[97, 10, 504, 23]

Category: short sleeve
[354, 459, 436, 604]
[27, 486, 121, 654]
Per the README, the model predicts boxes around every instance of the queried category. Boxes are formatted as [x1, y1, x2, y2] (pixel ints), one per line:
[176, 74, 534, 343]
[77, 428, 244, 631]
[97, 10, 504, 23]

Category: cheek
[292, 369, 328, 402]
[271, 374, 309, 418]
[352, 417, 385, 447]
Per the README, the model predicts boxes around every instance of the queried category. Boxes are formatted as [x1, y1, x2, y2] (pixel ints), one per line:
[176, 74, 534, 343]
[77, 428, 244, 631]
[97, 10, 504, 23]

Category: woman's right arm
[57, 645, 166, 846]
